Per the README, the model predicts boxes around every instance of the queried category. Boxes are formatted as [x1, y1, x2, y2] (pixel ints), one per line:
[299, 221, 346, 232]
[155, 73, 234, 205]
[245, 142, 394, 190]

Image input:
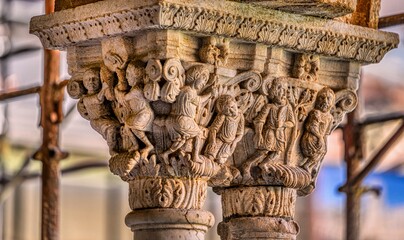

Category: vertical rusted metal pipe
[343, 108, 363, 240]
[343, 2, 380, 239]
[38, 1, 63, 240]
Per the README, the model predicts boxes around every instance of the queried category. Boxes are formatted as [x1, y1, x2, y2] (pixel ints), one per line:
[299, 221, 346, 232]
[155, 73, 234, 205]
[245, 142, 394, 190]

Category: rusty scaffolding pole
[32, 1, 67, 240]
[340, 108, 404, 240]
[337, 2, 404, 239]
[342, 108, 363, 240]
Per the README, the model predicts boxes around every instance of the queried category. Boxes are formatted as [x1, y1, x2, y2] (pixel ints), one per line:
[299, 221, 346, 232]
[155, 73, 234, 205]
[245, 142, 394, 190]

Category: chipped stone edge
[29, 0, 399, 63]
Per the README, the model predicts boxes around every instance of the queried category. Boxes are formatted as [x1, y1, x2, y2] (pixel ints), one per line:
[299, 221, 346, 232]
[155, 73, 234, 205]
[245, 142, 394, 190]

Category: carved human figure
[103, 49, 128, 87]
[121, 61, 155, 158]
[162, 65, 211, 164]
[110, 66, 134, 151]
[205, 95, 245, 164]
[100, 42, 130, 102]
[242, 79, 295, 179]
[77, 68, 120, 154]
[300, 87, 335, 173]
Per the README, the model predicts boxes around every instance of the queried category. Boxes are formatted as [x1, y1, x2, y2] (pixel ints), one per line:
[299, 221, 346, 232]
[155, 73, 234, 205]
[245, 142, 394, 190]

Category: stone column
[30, 0, 398, 239]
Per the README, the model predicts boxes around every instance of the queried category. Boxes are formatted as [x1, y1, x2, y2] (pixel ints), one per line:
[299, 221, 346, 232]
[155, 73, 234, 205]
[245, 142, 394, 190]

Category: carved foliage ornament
[220, 186, 296, 219]
[129, 177, 207, 210]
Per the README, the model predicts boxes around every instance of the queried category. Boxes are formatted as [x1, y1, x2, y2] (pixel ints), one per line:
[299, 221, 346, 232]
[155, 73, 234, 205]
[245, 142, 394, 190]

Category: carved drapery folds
[31, 0, 398, 239]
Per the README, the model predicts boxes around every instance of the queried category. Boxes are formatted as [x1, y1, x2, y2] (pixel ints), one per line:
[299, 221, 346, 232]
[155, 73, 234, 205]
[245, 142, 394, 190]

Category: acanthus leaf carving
[257, 22, 285, 45]
[160, 3, 179, 27]
[216, 14, 244, 37]
[129, 177, 207, 210]
[356, 41, 381, 62]
[219, 186, 296, 219]
[297, 30, 323, 51]
[338, 37, 362, 59]
[377, 44, 395, 62]
[172, 6, 200, 30]
[194, 10, 221, 33]
[237, 18, 264, 41]
[317, 33, 342, 56]
[98, 14, 121, 35]
[80, 19, 103, 39]
[278, 25, 304, 48]
[64, 22, 87, 43]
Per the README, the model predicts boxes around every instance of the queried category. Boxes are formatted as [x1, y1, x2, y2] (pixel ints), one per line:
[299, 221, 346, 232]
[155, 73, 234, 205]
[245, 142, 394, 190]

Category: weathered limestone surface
[55, 0, 102, 11]
[30, 0, 398, 239]
[234, 0, 357, 18]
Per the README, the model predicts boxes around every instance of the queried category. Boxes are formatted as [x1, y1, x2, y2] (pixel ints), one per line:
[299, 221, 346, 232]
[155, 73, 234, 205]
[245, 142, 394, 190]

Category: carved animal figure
[205, 95, 245, 164]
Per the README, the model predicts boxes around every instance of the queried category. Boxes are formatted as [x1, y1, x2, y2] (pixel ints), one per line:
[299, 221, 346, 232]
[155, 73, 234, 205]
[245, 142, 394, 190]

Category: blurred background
[0, 0, 403, 239]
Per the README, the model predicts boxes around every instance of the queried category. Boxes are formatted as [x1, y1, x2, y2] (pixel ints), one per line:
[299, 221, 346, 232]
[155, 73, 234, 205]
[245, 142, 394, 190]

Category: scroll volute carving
[68, 36, 357, 197]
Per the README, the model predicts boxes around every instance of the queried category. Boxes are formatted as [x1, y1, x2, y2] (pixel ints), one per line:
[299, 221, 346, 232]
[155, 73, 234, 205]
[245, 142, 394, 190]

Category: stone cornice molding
[30, 0, 398, 63]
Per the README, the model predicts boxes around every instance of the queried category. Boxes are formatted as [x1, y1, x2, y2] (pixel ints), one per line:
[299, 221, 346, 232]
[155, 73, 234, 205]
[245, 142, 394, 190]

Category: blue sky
[315, 165, 404, 209]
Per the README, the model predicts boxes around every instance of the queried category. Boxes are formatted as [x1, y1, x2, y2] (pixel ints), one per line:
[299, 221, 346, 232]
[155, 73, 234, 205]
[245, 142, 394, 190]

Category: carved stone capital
[31, 0, 398, 239]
